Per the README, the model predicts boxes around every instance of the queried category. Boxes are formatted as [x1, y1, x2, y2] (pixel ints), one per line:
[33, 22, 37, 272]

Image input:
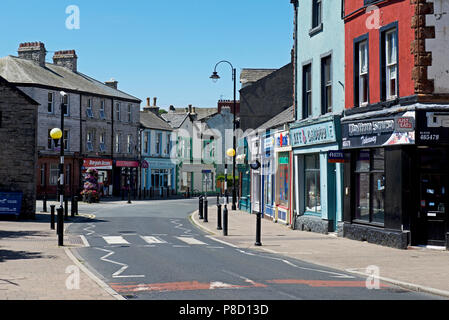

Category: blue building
[290, 0, 345, 234]
[140, 103, 176, 196]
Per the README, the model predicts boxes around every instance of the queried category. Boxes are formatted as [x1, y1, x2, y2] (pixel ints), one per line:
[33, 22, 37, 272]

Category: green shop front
[290, 116, 344, 234]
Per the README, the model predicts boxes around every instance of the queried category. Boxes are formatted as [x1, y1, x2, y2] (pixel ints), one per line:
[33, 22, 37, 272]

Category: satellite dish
[250, 160, 261, 170]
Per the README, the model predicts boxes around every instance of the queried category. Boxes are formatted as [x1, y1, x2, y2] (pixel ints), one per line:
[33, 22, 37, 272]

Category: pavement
[190, 205, 449, 299]
[0, 211, 117, 300]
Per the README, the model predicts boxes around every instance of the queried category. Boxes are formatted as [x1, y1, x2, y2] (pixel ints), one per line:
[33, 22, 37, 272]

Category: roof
[161, 112, 189, 129]
[140, 111, 172, 131]
[173, 107, 218, 121]
[0, 75, 39, 105]
[240, 68, 277, 86]
[255, 105, 295, 131]
[0, 55, 141, 102]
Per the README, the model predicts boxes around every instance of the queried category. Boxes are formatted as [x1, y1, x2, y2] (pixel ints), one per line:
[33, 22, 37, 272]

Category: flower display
[81, 168, 100, 202]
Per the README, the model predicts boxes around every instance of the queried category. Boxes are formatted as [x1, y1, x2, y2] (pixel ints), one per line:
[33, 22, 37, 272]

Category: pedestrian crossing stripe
[103, 236, 130, 245]
[176, 237, 207, 245]
[141, 236, 167, 244]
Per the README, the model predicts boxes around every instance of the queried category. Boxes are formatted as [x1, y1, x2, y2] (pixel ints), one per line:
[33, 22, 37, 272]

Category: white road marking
[103, 236, 130, 245]
[80, 235, 90, 247]
[95, 248, 145, 278]
[176, 237, 207, 245]
[141, 236, 167, 244]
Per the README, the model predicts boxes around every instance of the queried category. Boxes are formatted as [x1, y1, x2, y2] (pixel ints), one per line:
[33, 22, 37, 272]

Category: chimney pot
[153, 97, 157, 106]
[147, 98, 151, 106]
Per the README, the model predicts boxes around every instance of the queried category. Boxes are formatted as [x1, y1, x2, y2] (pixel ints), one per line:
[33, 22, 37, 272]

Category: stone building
[0, 76, 39, 218]
[0, 42, 141, 199]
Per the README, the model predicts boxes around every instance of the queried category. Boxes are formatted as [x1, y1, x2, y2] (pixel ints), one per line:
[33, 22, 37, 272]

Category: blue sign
[0, 192, 23, 217]
[328, 150, 345, 163]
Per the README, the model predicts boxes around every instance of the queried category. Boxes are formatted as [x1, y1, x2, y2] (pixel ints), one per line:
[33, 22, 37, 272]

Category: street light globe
[226, 148, 236, 158]
[50, 128, 63, 140]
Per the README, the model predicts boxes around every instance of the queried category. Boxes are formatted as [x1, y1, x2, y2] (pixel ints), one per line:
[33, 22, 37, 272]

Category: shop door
[419, 173, 448, 246]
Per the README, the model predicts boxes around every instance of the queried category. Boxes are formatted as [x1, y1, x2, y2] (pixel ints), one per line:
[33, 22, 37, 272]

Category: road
[66, 198, 439, 300]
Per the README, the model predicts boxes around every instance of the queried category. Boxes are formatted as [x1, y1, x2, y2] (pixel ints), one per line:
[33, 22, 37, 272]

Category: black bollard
[255, 212, 262, 246]
[57, 207, 64, 246]
[71, 195, 75, 217]
[199, 196, 204, 219]
[64, 198, 69, 220]
[203, 196, 208, 223]
[50, 205, 56, 230]
[217, 203, 222, 230]
[42, 194, 48, 212]
[128, 188, 132, 204]
[121, 189, 125, 200]
[223, 204, 228, 236]
[74, 196, 79, 215]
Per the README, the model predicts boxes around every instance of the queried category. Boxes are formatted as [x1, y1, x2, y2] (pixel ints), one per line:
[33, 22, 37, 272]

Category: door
[419, 173, 448, 246]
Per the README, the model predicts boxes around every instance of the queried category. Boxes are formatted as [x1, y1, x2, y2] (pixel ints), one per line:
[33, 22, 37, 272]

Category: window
[115, 103, 121, 121]
[115, 133, 121, 153]
[381, 28, 398, 101]
[276, 152, 289, 207]
[47, 129, 54, 149]
[63, 130, 69, 151]
[127, 104, 132, 122]
[302, 63, 312, 118]
[100, 100, 106, 119]
[166, 134, 171, 156]
[86, 131, 94, 151]
[355, 38, 369, 107]
[312, 0, 322, 29]
[40, 164, 46, 186]
[321, 55, 332, 114]
[61, 94, 70, 116]
[304, 154, 321, 214]
[143, 131, 149, 154]
[156, 133, 162, 155]
[49, 164, 59, 185]
[48, 92, 54, 113]
[86, 98, 93, 118]
[354, 149, 385, 224]
[127, 135, 132, 154]
[99, 132, 106, 152]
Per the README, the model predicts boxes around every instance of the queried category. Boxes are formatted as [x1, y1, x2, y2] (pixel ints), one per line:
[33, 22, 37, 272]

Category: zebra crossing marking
[103, 236, 130, 245]
[141, 236, 167, 244]
[176, 237, 207, 245]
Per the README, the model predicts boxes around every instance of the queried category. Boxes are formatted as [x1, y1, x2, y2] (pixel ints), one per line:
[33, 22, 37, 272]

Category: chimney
[169, 105, 175, 112]
[53, 50, 78, 72]
[143, 97, 159, 115]
[105, 78, 118, 89]
[153, 97, 157, 107]
[18, 42, 46, 67]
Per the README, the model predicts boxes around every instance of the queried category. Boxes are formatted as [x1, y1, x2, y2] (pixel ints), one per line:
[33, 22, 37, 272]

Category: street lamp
[210, 60, 237, 211]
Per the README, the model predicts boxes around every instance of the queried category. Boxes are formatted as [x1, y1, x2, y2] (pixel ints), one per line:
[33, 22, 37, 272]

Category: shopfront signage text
[290, 121, 337, 148]
[116, 160, 140, 168]
[83, 158, 113, 170]
[276, 132, 290, 148]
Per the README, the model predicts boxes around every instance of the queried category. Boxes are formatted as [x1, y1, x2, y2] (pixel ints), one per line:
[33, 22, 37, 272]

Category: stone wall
[0, 80, 38, 218]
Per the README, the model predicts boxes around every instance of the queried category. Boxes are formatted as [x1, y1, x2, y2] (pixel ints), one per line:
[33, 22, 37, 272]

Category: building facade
[342, 0, 449, 249]
[290, 0, 345, 234]
[0, 43, 141, 199]
[0, 76, 39, 218]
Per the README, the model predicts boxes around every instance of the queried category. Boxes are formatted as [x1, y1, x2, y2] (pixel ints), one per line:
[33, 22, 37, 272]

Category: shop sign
[0, 192, 23, 217]
[264, 137, 274, 151]
[116, 160, 139, 168]
[342, 113, 415, 149]
[328, 150, 345, 163]
[416, 110, 449, 144]
[83, 158, 113, 170]
[290, 121, 336, 148]
[141, 160, 149, 169]
[275, 132, 290, 148]
[279, 155, 289, 164]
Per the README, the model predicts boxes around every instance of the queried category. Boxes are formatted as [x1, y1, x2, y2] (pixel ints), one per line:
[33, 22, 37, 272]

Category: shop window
[305, 154, 321, 213]
[49, 163, 59, 186]
[276, 152, 290, 207]
[354, 149, 385, 224]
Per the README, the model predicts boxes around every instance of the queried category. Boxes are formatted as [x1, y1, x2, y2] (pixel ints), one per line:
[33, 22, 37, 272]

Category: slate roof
[161, 112, 189, 129]
[0, 55, 141, 102]
[240, 68, 277, 86]
[255, 105, 295, 131]
[173, 107, 218, 120]
[0, 75, 39, 105]
[140, 111, 173, 131]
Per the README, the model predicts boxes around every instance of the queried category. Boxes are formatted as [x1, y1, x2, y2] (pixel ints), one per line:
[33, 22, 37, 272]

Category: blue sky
[0, 1, 293, 109]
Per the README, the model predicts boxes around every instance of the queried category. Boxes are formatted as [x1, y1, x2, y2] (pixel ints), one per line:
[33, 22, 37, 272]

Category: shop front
[142, 158, 176, 196]
[262, 135, 275, 219]
[291, 116, 344, 234]
[274, 131, 292, 225]
[113, 160, 139, 197]
[82, 158, 113, 197]
[342, 107, 449, 250]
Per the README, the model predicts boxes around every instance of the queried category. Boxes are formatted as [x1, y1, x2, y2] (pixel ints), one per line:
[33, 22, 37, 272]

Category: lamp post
[210, 61, 237, 211]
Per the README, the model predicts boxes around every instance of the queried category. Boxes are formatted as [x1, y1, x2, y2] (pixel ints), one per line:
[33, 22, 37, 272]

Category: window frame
[115, 103, 121, 122]
[61, 94, 70, 116]
[302, 63, 312, 119]
[86, 131, 94, 152]
[127, 134, 132, 154]
[321, 54, 333, 115]
[380, 22, 399, 102]
[48, 92, 54, 114]
[353, 34, 370, 108]
[310, 0, 323, 36]
[115, 133, 121, 153]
